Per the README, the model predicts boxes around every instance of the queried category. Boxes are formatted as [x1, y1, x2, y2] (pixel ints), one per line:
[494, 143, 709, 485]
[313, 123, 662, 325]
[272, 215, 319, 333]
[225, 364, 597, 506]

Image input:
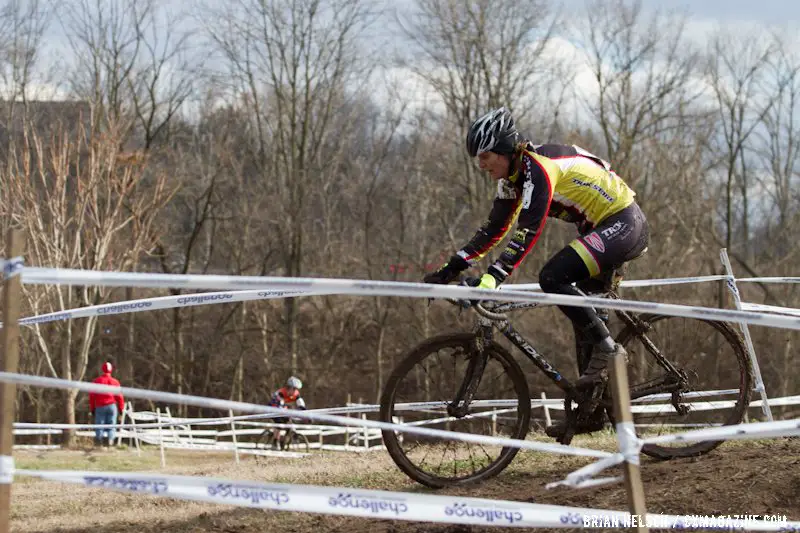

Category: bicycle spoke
[380, 333, 530, 487]
[617, 314, 751, 459]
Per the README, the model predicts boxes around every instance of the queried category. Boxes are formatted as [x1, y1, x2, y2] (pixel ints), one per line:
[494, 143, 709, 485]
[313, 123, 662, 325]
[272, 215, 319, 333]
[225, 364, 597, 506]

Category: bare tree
[3, 121, 172, 445]
[60, 0, 194, 149]
[126, 4, 195, 150]
[202, 0, 378, 374]
[704, 27, 776, 255]
[0, 0, 51, 103]
[575, 0, 703, 183]
[753, 35, 800, 256]
[395, 0, 559, 207]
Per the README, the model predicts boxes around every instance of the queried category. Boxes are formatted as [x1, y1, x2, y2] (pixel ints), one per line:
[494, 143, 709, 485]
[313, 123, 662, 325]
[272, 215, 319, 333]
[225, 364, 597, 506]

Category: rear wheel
[615, 314, 752, 459]
[379, 333, 531, 488]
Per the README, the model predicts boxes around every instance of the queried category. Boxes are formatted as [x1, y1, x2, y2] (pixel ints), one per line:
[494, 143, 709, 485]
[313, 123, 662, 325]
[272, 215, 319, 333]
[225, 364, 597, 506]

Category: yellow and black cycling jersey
[455, 142, 636, 282]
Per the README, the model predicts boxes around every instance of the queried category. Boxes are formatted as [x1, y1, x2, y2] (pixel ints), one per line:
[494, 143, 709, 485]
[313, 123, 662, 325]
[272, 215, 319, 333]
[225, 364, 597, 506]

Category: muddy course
[12, 434, 799, 533]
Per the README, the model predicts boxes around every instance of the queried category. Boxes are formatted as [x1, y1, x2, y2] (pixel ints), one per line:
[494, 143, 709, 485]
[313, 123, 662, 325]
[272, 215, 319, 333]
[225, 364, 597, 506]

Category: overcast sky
[28, 0, 800, 108]
[558, 0, 800, 26]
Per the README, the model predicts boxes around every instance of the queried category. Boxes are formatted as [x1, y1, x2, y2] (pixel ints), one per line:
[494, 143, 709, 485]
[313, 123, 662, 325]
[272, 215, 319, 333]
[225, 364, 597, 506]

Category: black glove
[423, 255, 469, 284]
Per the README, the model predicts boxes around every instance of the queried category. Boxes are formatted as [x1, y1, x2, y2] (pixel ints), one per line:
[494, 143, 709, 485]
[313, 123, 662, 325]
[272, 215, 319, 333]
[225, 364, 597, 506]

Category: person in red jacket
[88, 361, 124, 447]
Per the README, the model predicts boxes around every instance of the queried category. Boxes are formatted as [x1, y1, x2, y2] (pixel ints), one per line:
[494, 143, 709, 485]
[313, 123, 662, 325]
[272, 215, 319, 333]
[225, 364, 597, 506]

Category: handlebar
[444, 279, 511, 321]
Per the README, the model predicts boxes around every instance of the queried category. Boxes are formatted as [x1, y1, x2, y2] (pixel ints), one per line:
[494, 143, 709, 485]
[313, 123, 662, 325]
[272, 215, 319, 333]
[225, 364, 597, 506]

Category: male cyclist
[268, 376, 307, 449]
[423, 107, 649, 438]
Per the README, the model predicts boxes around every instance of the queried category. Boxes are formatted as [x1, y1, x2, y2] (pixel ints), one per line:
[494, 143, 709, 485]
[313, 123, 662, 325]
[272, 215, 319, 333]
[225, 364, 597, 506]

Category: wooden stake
[0, 229, 24, 533]
[229, 410, 240, 464]
[609, 351, 649, 532]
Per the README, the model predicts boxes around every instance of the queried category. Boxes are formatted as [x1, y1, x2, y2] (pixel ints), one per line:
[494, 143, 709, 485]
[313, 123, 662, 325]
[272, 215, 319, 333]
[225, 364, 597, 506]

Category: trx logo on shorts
[584, 232, 605, 253]
[600, 221, 627, 238]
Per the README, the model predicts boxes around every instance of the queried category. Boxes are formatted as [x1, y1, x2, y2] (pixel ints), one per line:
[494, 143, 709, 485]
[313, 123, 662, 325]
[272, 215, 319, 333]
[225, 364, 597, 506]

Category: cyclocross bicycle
[378, 270, 752, 488]
[255, 417, 310, 460]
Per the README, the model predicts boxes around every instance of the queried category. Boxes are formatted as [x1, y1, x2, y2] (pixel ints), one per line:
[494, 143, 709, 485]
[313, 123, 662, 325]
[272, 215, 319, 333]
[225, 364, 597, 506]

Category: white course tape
[546, 453, 625, 490]
[17, 267, 800, 333]
[737, 277, 800, 284]
[0, 371, 611, 459]
[10, 273, 757, 326]
[740, 302, 800, 318]
[510, 274, 729, 291]
[553, 418, 800, 490]
[0, 455, 14, 484]
[642, 418, 800, 445]
[12, 288, 332, 327]
[632, 389, 741, 401]
[615, 421, 642, 465]
[1, 256, 23, 279]
[546, 422, 643, 490]
[16, 468, 799, 530]
[12, 274, 754, 327]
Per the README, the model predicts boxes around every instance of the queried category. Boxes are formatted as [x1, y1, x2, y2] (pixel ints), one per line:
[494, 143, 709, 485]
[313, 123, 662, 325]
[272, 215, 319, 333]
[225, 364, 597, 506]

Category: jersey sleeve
[454, 180, 521, 266]
[488, 153, 553, 282]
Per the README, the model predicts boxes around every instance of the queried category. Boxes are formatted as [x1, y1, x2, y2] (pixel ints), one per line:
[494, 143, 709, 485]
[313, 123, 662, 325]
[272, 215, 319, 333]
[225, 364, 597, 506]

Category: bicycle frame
[477, 309, 577, 394]
[448, 295, 689, 413]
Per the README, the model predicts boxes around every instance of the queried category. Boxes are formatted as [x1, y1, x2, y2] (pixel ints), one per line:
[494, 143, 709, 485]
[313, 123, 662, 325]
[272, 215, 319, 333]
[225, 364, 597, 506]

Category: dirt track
[12, 436, 800, 532]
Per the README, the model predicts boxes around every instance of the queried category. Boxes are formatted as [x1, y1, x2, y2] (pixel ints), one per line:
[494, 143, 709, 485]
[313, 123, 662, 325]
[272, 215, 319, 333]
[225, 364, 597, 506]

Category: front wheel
[286, 429, 310, 453]
[615, 314, 752, 459]
[379, 333, 531, 488]
[254, 429, 278, 464]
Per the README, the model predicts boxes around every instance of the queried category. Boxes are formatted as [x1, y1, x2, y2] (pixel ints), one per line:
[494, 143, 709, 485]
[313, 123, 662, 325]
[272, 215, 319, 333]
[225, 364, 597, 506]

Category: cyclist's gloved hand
[422, 255, 469, 284]
[461, 273, 500, 307]
[463, 274, 498, 289]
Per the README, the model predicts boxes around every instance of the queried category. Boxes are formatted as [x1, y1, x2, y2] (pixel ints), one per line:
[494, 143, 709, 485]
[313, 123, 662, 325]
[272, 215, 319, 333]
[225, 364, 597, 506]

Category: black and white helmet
[466, 107, 519, 157]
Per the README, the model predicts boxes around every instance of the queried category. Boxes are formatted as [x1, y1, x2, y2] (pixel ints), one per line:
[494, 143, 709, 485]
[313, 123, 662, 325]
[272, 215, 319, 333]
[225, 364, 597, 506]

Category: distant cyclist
[267, 376, 306, 448]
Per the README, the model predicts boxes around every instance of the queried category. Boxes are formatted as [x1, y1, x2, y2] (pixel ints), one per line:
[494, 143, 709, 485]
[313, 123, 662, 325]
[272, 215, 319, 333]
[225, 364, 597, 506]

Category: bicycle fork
[447, 322, 492, 418]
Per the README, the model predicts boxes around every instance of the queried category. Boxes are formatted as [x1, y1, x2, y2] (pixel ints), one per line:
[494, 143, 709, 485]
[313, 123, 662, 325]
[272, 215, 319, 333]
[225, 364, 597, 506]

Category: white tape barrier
[15, 392, 800, 439]
[12, 468, 798, 530]
[0, 371, 612, 460]
[15, 267, 800, 333]
[740, 302, 800, 318]
[737, 277, 800, 284]
[14, 400, 549, 432]
[550, 418, 800, 490]
[331, 392, 798, 415]
[642, 418, 800, 445]
[511, 274, 730, 291]
[16, 392, 800, 440]
[14, 274, 737, 326]
[12, 288, 337, 327]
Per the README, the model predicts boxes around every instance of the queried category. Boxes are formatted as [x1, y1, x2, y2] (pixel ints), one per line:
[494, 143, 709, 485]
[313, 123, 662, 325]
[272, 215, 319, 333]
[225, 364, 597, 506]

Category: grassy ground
[11, 434, 800, 533]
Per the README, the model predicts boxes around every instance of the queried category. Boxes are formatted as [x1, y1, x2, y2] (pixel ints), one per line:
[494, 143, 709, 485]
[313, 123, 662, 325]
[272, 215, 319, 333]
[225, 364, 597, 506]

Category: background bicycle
[254, 412, 311, 460]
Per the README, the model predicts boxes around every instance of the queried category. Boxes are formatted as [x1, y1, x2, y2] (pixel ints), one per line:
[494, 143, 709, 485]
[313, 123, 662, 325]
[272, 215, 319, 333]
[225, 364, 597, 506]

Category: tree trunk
[63, 389, 78, 448]
[172, 307, 185, 415]
[61, 333, 75, 447]
[125, 287, 135, 383]
[286, 299, 298, 375]
[374, 325, 385, 403]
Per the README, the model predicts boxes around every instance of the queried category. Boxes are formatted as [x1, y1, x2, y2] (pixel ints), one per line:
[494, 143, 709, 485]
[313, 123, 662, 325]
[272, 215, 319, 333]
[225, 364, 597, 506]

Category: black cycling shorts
[568, 202, 649, 277]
